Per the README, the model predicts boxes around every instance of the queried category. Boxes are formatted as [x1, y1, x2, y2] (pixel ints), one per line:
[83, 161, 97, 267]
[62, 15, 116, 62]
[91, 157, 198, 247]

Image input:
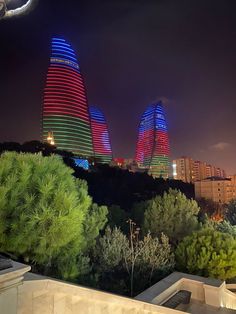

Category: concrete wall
[135, 272, 231, 310]
[153, 280, 181, 305]
[180, 279, 205, 302]
[2, 262, 236, 314]
[146, 278, 208, 305]
[0, 262, 30, 314]
[17, 277, 185, 314]
[223, 285, 236, 310]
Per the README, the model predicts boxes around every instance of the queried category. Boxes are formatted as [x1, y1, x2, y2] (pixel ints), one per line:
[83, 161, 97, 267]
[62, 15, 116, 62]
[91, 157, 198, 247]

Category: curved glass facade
[89, 106, 113, 164]
[135, 101, 170, 178]
[42, 37, 94, 157]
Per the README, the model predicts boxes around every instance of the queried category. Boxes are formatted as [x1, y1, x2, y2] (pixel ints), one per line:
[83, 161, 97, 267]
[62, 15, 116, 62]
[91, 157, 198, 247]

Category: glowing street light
[0, 0, 36, 19]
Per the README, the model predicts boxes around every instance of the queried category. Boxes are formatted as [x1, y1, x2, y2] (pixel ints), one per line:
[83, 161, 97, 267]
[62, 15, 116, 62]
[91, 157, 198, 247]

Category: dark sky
[1, 0, 236, 173]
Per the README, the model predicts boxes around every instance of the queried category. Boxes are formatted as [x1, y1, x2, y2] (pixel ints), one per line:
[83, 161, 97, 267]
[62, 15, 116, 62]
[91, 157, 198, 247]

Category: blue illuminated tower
[89, 106, 113, 164]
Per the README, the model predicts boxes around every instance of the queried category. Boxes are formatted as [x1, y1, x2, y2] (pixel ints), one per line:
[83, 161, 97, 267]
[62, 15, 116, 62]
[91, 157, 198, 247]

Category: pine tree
[142, 189, 200, 244]
[0, 152, 107, 279]
[175, 228, 236, 280]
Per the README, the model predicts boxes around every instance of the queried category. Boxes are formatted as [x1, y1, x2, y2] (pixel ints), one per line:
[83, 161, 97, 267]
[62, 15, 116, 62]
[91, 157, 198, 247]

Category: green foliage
[225, 199, 236, 225]
[95, 227, 129, 270]
[135, 233, 174, 276]
[197, 197, 220, 219]
[93, 226, 174, 296]
[142, 189, 200, 243]
[107, 205, 128, 232]
[83, 203, 108, 249]
[92, 226, 130, 295]
[216, 220, 236, 237]
[131, 201, 146, 227]
[0, 152, 105, 279]
[175, 228, 236, 280]
[130, 232, 175, 294]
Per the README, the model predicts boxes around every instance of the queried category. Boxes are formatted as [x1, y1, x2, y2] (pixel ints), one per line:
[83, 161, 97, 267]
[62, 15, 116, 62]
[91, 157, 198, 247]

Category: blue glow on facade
[155, 105, 167, 131]
[52, 44, 75, 52]
[89, 106, 113, 163]
[50, 37, 80, 71]
[89, 107, 106, 123]
[73, 158, 89, 170]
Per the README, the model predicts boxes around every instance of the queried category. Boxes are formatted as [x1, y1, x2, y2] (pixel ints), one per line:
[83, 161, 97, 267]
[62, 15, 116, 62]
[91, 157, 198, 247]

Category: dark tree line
[69, 163, 195, 211]
[0, 140, 74, 157]
[0, 140, 194, 212]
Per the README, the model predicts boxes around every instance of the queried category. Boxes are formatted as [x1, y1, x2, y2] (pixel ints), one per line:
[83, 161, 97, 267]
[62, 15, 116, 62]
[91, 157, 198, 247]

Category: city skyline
[1, 0, 236, 173]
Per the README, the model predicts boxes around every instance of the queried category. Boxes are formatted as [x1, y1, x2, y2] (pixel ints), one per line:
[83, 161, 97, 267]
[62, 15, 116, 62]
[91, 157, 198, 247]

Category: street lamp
[0, 0, 36, 19]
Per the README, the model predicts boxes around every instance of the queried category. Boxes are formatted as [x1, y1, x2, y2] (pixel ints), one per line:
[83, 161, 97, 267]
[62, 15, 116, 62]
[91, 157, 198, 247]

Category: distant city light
[73, 158, 89, 170]
[47, 131, 55, 146]
[172, 163, 177, 176]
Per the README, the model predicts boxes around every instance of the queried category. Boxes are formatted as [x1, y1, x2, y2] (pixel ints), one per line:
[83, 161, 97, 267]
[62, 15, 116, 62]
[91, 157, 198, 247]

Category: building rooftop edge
[135, 271, 223, 303]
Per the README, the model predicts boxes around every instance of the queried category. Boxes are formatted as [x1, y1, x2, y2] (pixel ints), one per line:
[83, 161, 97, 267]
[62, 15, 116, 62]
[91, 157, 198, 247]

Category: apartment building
[194, 176, 235, 204]
[173, 157, 226, 183]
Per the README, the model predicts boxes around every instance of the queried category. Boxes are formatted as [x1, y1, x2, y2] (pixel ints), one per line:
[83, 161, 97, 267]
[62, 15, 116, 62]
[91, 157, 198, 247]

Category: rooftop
[1, 260, 236, 314]
[196, 176, 230, 182]
[136, 272, 223, 303]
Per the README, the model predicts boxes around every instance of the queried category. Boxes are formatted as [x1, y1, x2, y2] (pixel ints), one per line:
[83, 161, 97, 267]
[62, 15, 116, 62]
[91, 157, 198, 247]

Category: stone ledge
[135, 272, 223, 303]
[0, 261, 31, 290]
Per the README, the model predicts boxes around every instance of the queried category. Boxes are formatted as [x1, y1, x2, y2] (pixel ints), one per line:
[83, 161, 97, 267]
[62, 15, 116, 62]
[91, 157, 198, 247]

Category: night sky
[1, 0, 236, 173]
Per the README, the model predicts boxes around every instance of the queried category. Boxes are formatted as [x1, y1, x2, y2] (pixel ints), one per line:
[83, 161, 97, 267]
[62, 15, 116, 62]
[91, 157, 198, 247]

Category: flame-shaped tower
[42, 37, 94, 157]
[89, 106, 113, 164]
[135, 101, 170, 178]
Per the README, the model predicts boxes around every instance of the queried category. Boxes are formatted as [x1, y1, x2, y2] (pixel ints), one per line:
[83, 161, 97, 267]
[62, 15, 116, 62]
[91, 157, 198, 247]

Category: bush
[94, 226, 174, 296]
[142, 189, 200, 244]
[175, 228, 236, 280]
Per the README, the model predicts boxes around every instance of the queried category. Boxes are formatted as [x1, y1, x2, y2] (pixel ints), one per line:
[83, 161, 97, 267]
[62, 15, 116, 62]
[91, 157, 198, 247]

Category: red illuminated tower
[42, 37, 94, 157]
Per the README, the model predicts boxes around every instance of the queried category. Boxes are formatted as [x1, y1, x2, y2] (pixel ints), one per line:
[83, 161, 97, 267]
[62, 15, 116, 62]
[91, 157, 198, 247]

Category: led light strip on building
[135, 101, 170, 178]
[89, 106, 113, 164]
[42, 37, 94, 157]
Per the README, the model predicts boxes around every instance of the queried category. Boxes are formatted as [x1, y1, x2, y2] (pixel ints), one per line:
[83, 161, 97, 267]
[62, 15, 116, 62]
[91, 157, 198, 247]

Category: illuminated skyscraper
[42, 37, 94, 157]
[89, 106, 113, 163]
[135, 101, 170, 178]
